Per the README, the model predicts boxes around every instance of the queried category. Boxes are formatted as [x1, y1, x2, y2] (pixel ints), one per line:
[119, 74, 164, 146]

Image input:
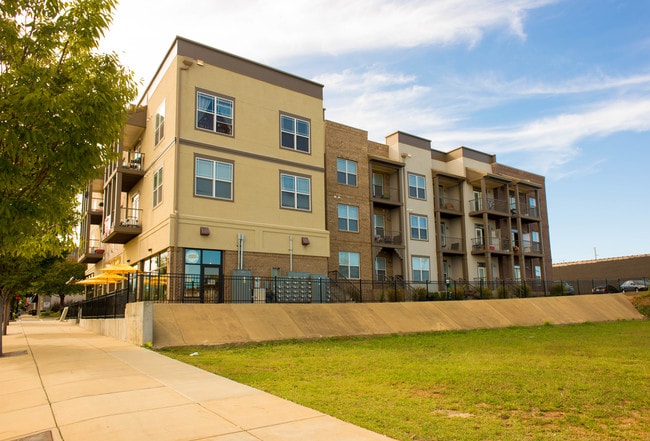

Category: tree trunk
[0, 293, 6, 356]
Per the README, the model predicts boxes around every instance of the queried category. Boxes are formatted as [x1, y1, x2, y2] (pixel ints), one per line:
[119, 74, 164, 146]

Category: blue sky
[99, 0, 650, 263]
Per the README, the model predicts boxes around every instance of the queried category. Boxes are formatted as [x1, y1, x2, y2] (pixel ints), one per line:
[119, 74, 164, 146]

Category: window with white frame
[338, 204, 359, 232]
[339, 251, 360, 279]
[130, 193, 140, 224]
[337, 158, 357, 186]
[280, 173, 311, 211]
[152, 167, 163, 207]
[374, 257, 387, 281]
[195, 157, 233, 200]
[372, 173, 384, 198]
[408, 173, 426, 199]
[409, 214, 428, 240]
[196, 91, 234, 135]
[411, 256, 430, 282]
[154, 100, 165, 146]
[280, 114, 310, 153]
[373, 214, 385, 238]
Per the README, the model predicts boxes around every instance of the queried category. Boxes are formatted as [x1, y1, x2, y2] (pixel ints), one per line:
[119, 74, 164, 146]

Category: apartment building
[326, 124, 552, 292]
[78, 37, 330, 301]
[78, 37, 552, 301]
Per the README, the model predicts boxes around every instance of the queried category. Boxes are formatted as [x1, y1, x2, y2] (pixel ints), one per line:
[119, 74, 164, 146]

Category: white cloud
[464, 72, 650, 97]
[100, 0, 556, 85]
[424, 97, 650, 175]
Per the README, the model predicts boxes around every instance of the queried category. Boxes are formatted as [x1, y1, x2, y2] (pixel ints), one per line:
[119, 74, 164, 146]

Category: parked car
[620, 280, 649, 292]
[553, 281, 575, 295]
[592, 285, 618, 294]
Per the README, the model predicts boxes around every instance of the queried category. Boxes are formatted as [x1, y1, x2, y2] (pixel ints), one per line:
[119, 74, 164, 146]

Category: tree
[0, 0, 137, 355]
[30, 256, 86, 312]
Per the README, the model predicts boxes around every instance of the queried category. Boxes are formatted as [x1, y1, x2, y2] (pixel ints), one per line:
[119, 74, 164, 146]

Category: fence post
[359, 278, 363, 303]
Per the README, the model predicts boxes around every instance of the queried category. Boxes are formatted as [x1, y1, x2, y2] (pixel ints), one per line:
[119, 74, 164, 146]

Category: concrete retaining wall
[151, 294, 644, 348]
[79, 302, 152, 346]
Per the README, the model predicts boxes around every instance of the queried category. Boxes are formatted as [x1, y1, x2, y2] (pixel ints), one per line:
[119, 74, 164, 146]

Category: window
[408, 173, 426, 199]
[478, 263, 487, 281]
[338, 204, 359, 232]
[374, 257, 387, 281]
[281, 173, 310, 211]
[195, 157, 233, 200]
[475, 224, 485, 246]
[513, 265, 521, 282]
[130, 193, 140, 223]
[339, 251, 360, 279]
[197, 91, 233, 135]
[154, 100, 165, 145]
[152, 167, 163, 207]
[528, 196, 538, 217]
[440, 222, 447, 247]
[337, 158, 357, 186]
[373, 214, 385, 237]
[412, 257, 430, 282]
[410, 214, 428, 240]
[473, 188, 482, 211]
[372, 173, 384, 198]
[280, 114, 310, 152]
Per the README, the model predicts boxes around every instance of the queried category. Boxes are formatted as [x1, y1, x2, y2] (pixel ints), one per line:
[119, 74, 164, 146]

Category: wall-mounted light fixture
[301, 237, 310, 246]
[200, 226, 210, 236]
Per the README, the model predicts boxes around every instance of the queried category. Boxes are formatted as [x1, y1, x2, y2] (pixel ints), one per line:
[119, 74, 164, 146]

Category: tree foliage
[0, 0, 137, 258]
[0, 0, 137, 354]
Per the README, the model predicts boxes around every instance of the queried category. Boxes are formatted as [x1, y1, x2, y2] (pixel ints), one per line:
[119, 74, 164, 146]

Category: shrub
[630, 292, 650, 317]
[511, 284, 531, 298]
[381, 288, 404, 302]
[476, 286, 493, 299]
[413, 287, 429, 301]
[497, 286, 510, 299]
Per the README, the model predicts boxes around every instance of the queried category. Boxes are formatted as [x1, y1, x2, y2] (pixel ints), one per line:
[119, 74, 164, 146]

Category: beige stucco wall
[150, 294, 644, 348]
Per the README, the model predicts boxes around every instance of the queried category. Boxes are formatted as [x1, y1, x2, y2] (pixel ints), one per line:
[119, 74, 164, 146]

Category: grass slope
[161, 320, 649, 441]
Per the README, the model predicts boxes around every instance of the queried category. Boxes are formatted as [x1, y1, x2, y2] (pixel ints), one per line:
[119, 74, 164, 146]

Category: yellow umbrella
[76, 273, 127, 284]
[76, 278, 105, 285]
[102, 263, 138, 274]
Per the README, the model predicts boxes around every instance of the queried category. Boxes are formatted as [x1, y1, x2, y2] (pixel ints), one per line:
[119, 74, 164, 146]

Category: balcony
[440, 236, 463, 253]
[438, 197, 462, 217]
[469, 197, 510, 218]
[471, 237, 512, 254]
[521, 240, 542, 255]
[102, 207, 142, 244]
[518, 204, 540, 220]
[373, 229, 403, 247]
[89, 196, 104, 225]
[372, 186, 401, 206]
[78, 238, 105, 264]
[118, 151, 145, 192]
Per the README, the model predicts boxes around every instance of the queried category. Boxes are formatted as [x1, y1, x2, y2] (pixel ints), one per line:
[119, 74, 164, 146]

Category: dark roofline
[139, 36, 324, 104]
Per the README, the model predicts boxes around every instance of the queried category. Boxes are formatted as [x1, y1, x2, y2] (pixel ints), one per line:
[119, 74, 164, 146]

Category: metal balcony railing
[469, 197, 509, 214]
[440, 236, 463, 252]
[372, 186, 400, 203]
[439, 197, 461, 212]
[120, 151, 145, 170]
[373, 229, 403, 245]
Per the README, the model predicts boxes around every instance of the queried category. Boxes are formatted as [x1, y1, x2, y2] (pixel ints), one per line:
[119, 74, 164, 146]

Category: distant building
[553, 254, 650, 282]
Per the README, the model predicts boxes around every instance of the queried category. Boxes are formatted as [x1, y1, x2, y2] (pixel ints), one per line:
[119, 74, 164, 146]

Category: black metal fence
[70, 273, 648, 320]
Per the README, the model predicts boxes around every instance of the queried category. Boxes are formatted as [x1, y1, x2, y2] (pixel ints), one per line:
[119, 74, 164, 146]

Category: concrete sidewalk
[0, 318, 395, 441]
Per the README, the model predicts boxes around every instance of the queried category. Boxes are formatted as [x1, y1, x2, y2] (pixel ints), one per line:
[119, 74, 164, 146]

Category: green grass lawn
[160, 320, 649, 441]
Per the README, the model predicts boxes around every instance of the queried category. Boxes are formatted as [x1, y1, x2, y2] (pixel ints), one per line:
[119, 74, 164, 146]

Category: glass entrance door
[201, 265, 222, 303]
